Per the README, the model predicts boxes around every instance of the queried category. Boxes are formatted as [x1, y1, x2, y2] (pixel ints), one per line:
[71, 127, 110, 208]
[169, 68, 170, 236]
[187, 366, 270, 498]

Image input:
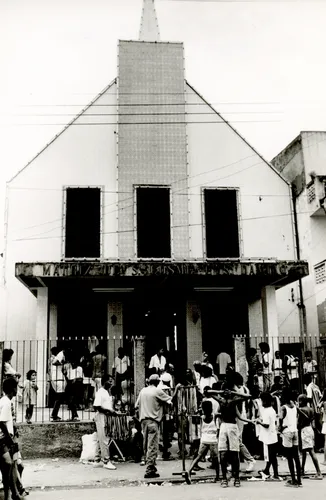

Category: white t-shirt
[286, 355, 299, 379]
[67, 366, 83, 381]
[216, 352, 231, 375]
[304, 360, 317, 374]
[262, 353, 273, 375]
[3, 362, 17, 377]
[159, 372, 174, 388]
[54, 351, 65, 364]
[199, 376, 216, 394]
[149, 355, 166, 371]
[93, 387, 114, 411]
[0, 395, 13, 438]
[113, 356, 130, 375]
[259, 406, 277, 445]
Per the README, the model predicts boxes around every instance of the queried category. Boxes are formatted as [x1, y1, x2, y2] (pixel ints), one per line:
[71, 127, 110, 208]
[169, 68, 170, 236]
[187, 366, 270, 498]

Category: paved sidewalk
[22, 454, 326, 490]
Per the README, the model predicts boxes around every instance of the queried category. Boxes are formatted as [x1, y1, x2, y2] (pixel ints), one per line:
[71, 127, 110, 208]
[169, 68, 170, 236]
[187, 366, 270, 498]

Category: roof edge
[7, 78, 117, 184]
[185, 80, 291, 187]
[270, 133, 302, 165]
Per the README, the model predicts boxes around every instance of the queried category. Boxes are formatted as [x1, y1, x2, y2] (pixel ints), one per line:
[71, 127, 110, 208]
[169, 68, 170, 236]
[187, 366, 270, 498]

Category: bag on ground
[80, 432, 98, 462]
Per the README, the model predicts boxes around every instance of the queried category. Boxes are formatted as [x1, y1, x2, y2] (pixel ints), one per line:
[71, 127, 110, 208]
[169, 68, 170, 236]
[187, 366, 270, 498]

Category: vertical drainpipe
[291, 185, 307, 341]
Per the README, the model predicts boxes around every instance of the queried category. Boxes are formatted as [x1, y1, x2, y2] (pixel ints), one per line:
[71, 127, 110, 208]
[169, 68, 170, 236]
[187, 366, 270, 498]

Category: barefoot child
[297, 394, 322, 479]
[185, 400, 219, 484]
[279, 388, 301, 487]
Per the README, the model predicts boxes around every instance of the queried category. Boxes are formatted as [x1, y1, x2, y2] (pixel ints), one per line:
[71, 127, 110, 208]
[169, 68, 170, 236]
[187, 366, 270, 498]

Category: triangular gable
[185, 80, 290, 186]
[8, 78, 117, 184]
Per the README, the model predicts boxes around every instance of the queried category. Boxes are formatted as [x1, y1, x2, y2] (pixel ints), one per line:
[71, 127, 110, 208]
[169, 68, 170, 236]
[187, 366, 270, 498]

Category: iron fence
[1, 336, 134, 424]
[1, 334, 326, 424]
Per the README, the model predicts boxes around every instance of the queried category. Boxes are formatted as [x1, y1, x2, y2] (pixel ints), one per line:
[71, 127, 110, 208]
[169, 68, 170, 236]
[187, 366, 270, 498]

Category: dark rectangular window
[65, 187, 101, 258]
[137, 187, 171, 258]
[204, 189, 240, 258]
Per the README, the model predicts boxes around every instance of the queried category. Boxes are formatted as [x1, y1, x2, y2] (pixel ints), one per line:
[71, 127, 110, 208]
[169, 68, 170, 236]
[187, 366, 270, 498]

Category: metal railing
[1, 334, 325, 424]
[1, 336, 134, 424]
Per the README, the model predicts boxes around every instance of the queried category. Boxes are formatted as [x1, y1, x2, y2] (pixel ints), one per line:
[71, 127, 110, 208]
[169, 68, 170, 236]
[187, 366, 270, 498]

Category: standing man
[112, 347, 130, 399]
[149, 348, 166, 376]
[216, 350, 232, 379]
[259, 342, 273, 392]
[135, 374, 172, 478]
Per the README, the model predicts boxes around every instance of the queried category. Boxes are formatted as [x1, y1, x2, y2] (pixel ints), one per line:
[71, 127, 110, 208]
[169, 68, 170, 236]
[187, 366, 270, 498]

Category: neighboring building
[272, 131, 326, 342]
[1, 1, 307, 387]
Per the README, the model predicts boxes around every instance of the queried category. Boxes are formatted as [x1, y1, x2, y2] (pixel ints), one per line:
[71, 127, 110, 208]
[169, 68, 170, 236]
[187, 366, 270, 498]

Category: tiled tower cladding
[117, 41, 189, 259]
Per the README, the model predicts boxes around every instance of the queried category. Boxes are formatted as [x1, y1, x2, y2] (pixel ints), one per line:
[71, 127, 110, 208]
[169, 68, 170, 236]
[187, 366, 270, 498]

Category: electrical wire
[4, 120, 280, 125]
[11, 208, 317, 242]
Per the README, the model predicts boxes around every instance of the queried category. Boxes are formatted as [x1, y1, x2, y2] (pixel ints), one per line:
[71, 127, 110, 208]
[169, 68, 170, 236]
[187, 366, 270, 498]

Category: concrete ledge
[18, 422, 96, 459]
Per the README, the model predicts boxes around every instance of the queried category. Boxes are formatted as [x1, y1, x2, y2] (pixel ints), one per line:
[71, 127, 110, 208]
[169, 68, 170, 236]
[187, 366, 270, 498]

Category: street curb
[24, 472, 326, 491]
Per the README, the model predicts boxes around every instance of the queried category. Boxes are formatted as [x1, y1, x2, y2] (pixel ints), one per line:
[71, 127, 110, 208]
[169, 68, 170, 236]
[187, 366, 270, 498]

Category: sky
[1, 0, 326, 249]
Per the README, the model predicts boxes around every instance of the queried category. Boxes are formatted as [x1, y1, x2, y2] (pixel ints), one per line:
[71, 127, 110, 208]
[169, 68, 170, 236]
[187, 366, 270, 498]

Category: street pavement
[22, 453, 326, 490]
[17, 481, 326, 500]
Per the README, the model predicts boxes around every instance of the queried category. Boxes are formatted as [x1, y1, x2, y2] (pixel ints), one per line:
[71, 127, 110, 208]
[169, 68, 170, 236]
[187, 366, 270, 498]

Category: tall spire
[139, 0, 160, 42]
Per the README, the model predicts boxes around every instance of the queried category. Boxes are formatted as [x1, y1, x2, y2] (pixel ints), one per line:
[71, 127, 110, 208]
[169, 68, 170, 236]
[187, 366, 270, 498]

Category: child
[185, 400, 219, 484]
[129, 417, 143, 463]
[279, 388, 301, 487]
[257, 392, 281, 481]
[271, 376, 283, 394]
[250, 386, 263, 459]
[207, 383, 253, 488]
[23, 370, 38, 424]
[298, 394, 322, 479]
[0, 377, 20, 500]
[93, 374, 116, 470]
[320, 389, 326, 465]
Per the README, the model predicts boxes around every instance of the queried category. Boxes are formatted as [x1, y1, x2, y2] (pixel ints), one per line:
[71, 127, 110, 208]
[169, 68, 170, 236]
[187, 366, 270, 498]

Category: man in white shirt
[112, 347, 130, 400]
[216, 351, 232, 378]
[136, 374, 172, 478]
[93, 374, 116, 470]
[259, 342, 273, 392]
[303, 351, 318, 382]
[149, 349, 166, 375]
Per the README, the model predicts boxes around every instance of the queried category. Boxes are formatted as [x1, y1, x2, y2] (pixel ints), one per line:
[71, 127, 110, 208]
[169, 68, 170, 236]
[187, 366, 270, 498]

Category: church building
[1, 1, 308, 387]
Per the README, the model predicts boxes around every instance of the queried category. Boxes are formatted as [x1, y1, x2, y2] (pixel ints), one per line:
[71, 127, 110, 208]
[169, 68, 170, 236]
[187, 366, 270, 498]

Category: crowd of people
[135, 344, 326, 487]
[1, 340, 325, 492]
[49, 344, 132, 422]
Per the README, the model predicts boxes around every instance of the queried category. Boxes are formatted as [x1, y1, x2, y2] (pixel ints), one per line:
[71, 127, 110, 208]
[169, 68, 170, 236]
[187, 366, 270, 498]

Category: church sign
[16, 260, 308, 280]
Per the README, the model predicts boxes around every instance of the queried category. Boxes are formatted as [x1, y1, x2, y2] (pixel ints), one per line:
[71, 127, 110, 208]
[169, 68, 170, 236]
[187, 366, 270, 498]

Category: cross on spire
[139, 0, 160, 42]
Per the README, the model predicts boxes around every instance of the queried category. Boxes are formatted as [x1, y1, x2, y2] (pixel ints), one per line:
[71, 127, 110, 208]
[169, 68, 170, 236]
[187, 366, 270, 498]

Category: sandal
[234, 479, 241, 487]
[220, 480, 228, 488]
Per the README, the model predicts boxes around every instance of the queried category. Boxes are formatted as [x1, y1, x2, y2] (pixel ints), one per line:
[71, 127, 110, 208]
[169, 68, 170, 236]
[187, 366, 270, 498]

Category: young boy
[256, 392, 281, 481]
[185, 400, 219, 484]
[0, 377, 20, 500]
[297, 394, 322, 480]
[279, 388, 301, 487]
[207, 382, 253, 488]
[93, 374, 116, 470]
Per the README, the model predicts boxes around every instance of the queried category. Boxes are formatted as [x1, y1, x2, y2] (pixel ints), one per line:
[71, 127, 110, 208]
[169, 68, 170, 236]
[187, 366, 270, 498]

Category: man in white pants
[93, 374, 116, 470]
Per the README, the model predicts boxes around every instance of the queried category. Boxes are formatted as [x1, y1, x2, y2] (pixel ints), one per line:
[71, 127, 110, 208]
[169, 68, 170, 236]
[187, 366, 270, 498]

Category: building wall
[185, 84, 296, 261]
[302, 131, 326, 183]
[117, 41, 189, 260]
[2, 84, 118, 340]
[272, 133, 322, 338]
